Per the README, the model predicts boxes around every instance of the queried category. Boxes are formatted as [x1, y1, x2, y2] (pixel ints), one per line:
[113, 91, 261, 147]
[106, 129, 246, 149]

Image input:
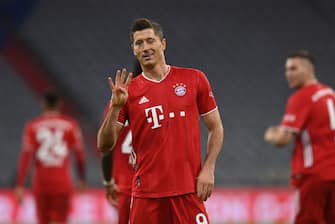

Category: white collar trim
[142, 65, 171, 83]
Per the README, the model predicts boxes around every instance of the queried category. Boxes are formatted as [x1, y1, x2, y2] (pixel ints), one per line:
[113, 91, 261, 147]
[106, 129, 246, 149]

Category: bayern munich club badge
[173, 83, 187, 96]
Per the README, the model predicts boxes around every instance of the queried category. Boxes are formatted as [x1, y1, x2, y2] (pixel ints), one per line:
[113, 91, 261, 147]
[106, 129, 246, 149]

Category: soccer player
[97, 18, 224, 223]
[101, 61, 141, 224]
[264, 50, 335, 223]
[15, 91, 86, 224]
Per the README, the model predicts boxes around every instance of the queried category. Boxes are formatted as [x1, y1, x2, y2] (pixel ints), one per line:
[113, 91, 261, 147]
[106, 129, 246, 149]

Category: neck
[142, 64, 170, 81]
[43, 108, 60, 114]
[303, 75, 318, 87]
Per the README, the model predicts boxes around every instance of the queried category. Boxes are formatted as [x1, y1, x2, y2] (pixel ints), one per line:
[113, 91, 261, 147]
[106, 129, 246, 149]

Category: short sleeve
[280, 93, 311, 133]
[117, 104, 128, 125]
[196, 70, 217, 115]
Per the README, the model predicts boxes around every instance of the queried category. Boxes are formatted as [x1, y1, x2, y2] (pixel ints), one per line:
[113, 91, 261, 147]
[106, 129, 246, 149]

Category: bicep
[202, 109, 223, 131]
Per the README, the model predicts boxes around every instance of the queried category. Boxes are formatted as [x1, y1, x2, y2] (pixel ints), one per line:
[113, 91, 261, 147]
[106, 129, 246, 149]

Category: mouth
[142, 53, 153, 61]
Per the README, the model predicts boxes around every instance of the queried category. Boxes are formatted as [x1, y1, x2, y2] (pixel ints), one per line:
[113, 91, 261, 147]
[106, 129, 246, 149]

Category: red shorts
[118, 192, 132, 224]
[129, 193, 210, 224]
[34, 192, 71, 224]
[295, 175, 335, 224]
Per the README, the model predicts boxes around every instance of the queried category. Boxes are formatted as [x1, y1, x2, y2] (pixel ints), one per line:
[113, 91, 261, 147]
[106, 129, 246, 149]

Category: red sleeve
[71, 122, 84, 153]
[280, 93, 311, 133]
[196, 70, 217, 115]
[16, 124, 34, 186]
[117, 105, 128, 125]
[70, 121, 86, 182]
[103, 100, 127, 125]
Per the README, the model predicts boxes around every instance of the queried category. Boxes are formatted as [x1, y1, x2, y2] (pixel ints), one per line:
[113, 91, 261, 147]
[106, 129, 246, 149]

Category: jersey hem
[132, 190, 195, 198]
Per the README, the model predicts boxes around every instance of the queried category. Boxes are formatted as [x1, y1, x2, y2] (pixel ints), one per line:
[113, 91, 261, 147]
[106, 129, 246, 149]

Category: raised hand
[108, 68, 133, 109]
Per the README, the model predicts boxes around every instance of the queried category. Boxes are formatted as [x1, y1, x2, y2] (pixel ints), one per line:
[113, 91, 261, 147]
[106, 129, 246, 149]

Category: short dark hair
[287, 50, 315, 66]
[130, 18, 164, 44]
[43, 91, 61, 108]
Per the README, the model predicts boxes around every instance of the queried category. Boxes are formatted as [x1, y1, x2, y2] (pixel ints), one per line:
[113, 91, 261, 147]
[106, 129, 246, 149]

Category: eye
[135, 40, 143, 47]
[147, 38, 155, 44]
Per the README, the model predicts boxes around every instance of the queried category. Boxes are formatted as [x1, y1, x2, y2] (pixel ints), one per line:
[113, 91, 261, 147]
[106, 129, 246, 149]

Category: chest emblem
[173, 83, 187, 96]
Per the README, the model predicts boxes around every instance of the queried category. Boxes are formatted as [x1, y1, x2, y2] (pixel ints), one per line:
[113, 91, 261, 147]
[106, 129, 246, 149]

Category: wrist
[109, 97, 125, 110]
[102, 178, 115, 187]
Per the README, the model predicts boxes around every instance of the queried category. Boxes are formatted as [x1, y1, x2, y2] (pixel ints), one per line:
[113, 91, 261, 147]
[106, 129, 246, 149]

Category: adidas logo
[139, 96, 149, 104]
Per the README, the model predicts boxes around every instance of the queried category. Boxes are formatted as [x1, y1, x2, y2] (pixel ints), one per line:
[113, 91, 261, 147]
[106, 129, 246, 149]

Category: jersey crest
[173, 83, 187, 96]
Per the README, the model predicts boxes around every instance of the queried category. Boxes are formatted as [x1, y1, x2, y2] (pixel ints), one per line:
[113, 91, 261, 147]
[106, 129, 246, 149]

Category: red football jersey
[281, 83, 335, 185]
[16, 113, 85, 194]
[118, 66, 217, 198]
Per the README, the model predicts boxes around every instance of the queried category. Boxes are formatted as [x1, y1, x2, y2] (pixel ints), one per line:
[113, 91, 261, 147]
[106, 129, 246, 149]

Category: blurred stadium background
[1, 0, 335, 223]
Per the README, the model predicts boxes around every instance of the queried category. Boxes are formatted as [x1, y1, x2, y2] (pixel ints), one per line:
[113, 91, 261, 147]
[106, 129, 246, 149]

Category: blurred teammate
[264, 50, 335, 223]
[101, 60, 141, 224]
[15, 91, 86, 224]
[98, 18, 224, 223]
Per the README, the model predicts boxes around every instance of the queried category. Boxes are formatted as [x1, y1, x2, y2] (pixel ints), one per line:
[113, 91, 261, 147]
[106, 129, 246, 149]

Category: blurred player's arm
[264, 125, 294, 147]
[15, 125, 33, 203]
[72, 123, 86, 191]
[197, 109, 224, 201]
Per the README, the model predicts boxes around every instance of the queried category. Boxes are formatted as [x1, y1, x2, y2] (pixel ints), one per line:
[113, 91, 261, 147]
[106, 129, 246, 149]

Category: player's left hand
[196, 167, 214, 201]
[76, 180, 86, 192]
[106, 184, 119, 207]
[264, 126, 277, 144]
[14, 186, 25, 204]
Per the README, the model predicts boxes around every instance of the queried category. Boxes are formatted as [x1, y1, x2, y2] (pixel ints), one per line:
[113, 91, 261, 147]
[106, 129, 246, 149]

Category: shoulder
[51, 114, 80, 131]
[25, 115, 42, 129]
[23, 119, 35, 131]
[171, 66, 204, 76]
[128, 74, 144, 89]
[171, 66, 208, 85]
[288, 83, 327, 105]
[60, 114, 80, 126]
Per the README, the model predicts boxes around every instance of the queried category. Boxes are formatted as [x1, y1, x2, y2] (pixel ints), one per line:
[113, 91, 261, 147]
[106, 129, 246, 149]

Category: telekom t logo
[145, 105, 186, 129]
[145, 105, 164, 129]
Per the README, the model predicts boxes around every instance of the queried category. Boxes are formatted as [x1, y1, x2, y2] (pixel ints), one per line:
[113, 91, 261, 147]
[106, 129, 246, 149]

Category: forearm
[101, 151, 113, 183]
[97, 106, 122, 153]
[203, 125, 224, 172]
[264, 125, 293, 147]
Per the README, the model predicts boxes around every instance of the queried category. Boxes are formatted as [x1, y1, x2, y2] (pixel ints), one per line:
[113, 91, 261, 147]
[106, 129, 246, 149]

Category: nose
[142, 41, 151, 51]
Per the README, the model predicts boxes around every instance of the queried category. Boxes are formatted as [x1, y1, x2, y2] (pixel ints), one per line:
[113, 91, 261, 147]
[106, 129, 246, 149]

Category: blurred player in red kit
[264, 50, 335, 223]
[15, 91, 86, 224]
[101, 60, 141, 224]
[98, 18, 224, 223]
